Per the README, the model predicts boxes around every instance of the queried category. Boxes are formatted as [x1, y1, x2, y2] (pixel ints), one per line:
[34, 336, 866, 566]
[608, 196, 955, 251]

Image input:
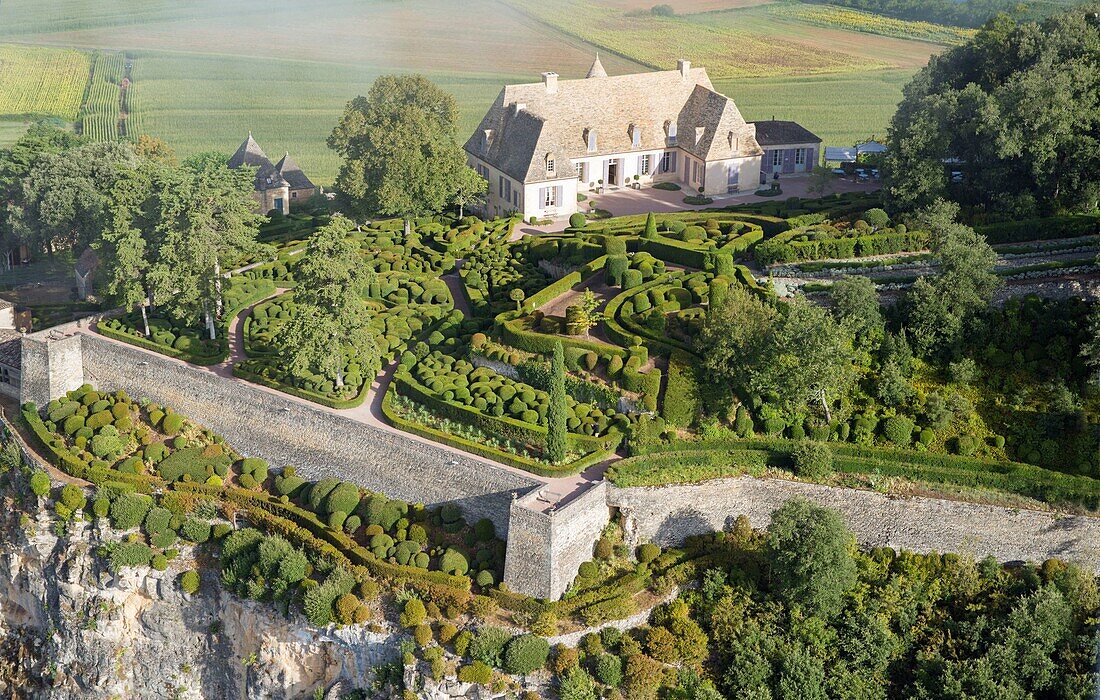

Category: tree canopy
[328, 74, 485, 221]
[885, 6, 1100, 216]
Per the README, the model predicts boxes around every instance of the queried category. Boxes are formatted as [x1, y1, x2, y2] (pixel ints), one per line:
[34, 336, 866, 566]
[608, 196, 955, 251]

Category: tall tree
[829, 275, 883, 353]
[149, 152, 261, 338]
[766, 498, 857, 618]
[11, 140, 137, 255]
[546, 341, 568, 464]
[885, 8, 1100, 215]
[94, 160, 162, 336]
[903, 200, 1000, 358]
[328, 75, 480, 225]
[279, 216, 379, 390]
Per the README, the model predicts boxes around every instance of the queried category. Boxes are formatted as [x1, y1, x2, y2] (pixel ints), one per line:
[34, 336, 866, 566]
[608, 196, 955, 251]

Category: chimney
[514, 102, 527, 116]
[542, 71, 558, 94]
[678, 59, 691, 78]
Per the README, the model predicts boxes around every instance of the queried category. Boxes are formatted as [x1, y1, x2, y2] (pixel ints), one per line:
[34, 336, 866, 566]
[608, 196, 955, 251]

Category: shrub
[599, 626, 622, 650]
[92, 497, 110, 519]
[636, 543, 660, 564]
[110, 493, 153, 530]
[577, 561, 598, 579]
[476, 570, 495, 588]
[457, 661, 493, 685]
[454, 630, 473, 657]
[414, 623, 434, 647]
[335, 593, 360, 625]
[792, 441, 833, 479]
[143, 506, 173, 536]
[161, 413, 184, 436]
[594, 653, 623, 687]
[151, 554, 168, 571]
[503, 634, 550, 675]
[400, 598, 427, 628]
[180, 518, 212, 543]
[569, 213, 587, 229]
[60, 484, 86, 511]
[862, 208, 890, 229]
[109, 541, 153, 571]
[440, 549, 469, 576]
[29, 471, 50, 497]
[180, 570, 200, 595]
[883, 416, 915, 446]
[469, 626, 512, 667]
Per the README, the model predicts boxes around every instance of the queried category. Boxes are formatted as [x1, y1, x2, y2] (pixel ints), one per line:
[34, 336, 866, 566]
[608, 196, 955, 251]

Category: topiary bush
[792, 440, 833, 479]
[503, 634, 550, 675]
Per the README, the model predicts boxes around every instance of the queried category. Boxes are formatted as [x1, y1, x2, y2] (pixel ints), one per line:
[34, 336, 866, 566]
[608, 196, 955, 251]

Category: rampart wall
[80, 334, 540, 536]
[610, 476, 1100, 572]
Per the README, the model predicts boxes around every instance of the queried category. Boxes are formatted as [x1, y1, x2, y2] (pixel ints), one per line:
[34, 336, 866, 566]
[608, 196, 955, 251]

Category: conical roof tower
[586, 53, 608, 79]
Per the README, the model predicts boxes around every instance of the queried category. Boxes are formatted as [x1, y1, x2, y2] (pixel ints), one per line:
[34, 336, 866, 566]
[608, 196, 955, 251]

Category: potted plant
[633, 174, 641, 190]
[597, 178, 604, 194]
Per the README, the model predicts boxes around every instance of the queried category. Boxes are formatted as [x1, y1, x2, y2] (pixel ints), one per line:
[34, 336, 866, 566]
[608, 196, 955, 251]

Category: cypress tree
[546, 341, 568, 464]
[643, 212, 658, 239]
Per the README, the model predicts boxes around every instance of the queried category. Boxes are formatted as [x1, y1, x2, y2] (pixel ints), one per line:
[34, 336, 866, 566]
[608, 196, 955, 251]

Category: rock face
[0, 502, 401, 699]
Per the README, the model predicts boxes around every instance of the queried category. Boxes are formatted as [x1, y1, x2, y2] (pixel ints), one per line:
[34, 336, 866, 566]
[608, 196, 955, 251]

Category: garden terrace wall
[609, 477, 1100, 573]
[80, 332, 541, 535]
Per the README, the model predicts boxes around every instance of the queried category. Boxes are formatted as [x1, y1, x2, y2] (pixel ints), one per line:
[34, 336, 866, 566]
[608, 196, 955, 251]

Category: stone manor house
[228, 133, 317, 216]
[464, 56, 822, 220]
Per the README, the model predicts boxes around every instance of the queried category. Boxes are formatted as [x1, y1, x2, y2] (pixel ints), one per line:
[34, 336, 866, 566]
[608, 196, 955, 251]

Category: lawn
[0, 44, 89, 121]
[0, 121, 32, 149]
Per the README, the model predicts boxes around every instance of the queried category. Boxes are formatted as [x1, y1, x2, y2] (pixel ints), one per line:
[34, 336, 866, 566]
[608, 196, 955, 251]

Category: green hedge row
[497, 314, 628, 359]
[661, 350, 700, 428]
[232, 364, 370, 410]
[380, 389, 611, 477]
[755, 229, 928, 266]
[521, 255, 609, 312]
[975, 214, 1100, 244]
[624, 436, 1100, 510]
[392, 371, 622, 454]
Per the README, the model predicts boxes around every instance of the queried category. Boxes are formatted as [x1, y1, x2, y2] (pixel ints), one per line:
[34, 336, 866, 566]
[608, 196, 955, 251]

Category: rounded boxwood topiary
[503, 634, 550, 675]
[637, 543, 660, 564]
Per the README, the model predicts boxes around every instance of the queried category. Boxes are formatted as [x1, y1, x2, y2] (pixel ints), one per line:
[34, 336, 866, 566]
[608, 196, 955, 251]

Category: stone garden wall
[80, 333, 540, 536]
[610, 476, 1100, 572]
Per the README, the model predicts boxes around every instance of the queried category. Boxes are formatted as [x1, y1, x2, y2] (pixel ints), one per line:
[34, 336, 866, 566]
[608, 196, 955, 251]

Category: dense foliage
[886, 6, 1100, 216]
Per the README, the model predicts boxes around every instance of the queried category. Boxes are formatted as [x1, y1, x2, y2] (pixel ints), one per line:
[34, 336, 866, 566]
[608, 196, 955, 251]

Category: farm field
[0, 0, 952, 181]
[716, 68, 916, 146]
[0, 121, 32, 149]
[763, 3, 976, 45]
[0, 44, 89, 121]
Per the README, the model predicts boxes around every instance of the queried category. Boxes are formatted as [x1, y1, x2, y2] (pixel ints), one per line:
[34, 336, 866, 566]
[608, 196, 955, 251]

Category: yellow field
[766, 4, 976, 45]
[0, 44, 89, 120]
[503, 0, 890, 78]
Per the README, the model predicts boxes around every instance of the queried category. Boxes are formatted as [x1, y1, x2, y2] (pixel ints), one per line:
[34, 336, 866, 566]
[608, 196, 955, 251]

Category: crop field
[765, 3, 976, 45]
[716, 69, 914, 147]
[78, 52, 124, 141]
[0, 0, 952, 182]
[0, 44, 89, 121]
[503, 0, 891, 77]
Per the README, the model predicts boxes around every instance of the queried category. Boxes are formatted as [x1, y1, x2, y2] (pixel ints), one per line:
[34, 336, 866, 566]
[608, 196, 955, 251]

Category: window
[727, 164, 739, 193]
[771, 150, 782, 167]
[274, 197, 284, 212]
[546, 154, 555, 175]
[291, 192, 298, 199]
[659, 152, 671, 173]
[640, 154, 650, 175]
[512, 190, 518, 207]
[587, 129, 597, 152]
[795, 148, 806, 166]
[499, 175, 505, 196]
[631, 125, 641, 148]
[504, 179, 512, 201]
[666, 120, 677, 145]
[0, 368, 9, 385]
[543, 187, 556, 207]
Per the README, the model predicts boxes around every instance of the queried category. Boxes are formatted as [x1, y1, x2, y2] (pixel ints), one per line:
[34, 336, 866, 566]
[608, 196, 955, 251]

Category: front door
[606, 159, 619, 187]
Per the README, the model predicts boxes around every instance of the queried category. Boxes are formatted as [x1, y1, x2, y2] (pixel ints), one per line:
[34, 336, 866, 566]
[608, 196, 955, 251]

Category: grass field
[0, 121, 32, 148]
[0, 44, 89, 121]
[764, 3, 976, 45]
[0, 0, 952, 183]
[716, 69, 914, 147]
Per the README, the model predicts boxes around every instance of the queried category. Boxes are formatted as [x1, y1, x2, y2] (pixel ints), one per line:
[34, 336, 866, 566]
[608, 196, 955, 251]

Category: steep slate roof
[586, 54, 608, 79]
[750, 120, 822, 146]
[465, 63, 763, 185]
[275, 153, 316, 191]
[228, 133, 287, 191]
[0, 330, 20, 369]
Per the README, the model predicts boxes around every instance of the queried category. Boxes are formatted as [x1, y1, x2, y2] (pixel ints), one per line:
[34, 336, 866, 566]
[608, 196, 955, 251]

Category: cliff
[0, 496, 400, 700]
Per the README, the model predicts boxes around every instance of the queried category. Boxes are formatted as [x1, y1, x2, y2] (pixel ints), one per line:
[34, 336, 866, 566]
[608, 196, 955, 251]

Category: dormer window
[665, 120, 677, 145]
[631, 124, 641, 148]
[546, 154, 555, 175]
[728, 131, 738, 151]
[695, 126, 705, 145]
[586, 129, 597, 153]
[481, 129, 492, 155]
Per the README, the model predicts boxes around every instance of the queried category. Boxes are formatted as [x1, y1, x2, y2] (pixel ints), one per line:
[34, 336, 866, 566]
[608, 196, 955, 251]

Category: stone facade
[504, 482, 610, 600]
[610, 476, 1100, 572]
[19, 330, 84, 407]
[80, 334, 540, 536]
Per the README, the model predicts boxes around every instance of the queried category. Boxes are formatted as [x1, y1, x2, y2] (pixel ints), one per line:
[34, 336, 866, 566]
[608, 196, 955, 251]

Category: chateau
[228, 133, 317, 215]
[464, 56, 822, 220]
